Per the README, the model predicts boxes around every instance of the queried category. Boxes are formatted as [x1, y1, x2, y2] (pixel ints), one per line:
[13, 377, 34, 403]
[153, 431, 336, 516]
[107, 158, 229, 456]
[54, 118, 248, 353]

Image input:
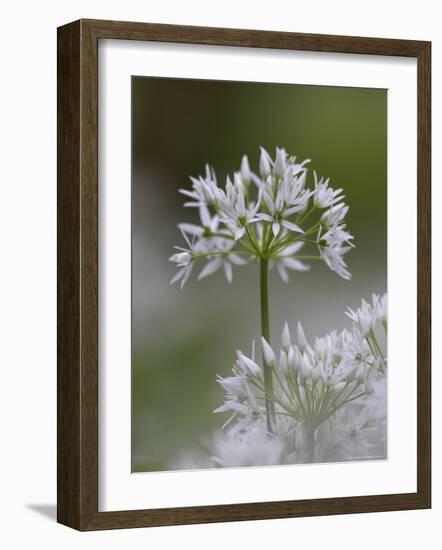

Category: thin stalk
[260, 258, 274, 432]
[369, 329, 387, 372]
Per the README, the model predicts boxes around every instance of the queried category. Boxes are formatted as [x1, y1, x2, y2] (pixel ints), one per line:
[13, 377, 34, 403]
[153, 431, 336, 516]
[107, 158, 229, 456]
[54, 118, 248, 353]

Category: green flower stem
[268, 223, 320, 256]
[210, 232, 235, 240]
[325, 391, 366, 419]
[260, 257, 275, 433]
[368, 329, 387, 373]
[297, 204, 317, 225]
[192, 250, 251, 260]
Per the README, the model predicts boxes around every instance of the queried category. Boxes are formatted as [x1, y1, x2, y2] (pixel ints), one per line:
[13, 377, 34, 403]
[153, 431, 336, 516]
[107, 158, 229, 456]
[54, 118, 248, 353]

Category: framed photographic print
[57, 19, 431, 530]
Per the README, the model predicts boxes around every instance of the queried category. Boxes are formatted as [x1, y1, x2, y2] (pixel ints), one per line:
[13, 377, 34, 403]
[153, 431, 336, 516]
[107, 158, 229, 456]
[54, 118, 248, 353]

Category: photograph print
[131, 76, 387, 472]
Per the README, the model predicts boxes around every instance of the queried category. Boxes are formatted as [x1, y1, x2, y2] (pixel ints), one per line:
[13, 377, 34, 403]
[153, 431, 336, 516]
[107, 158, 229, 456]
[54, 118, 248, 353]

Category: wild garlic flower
[210, 427, 284, 467]
[217, 174, 262, 240]
[168, 228, 198, 289]
[346, 293, 388, 334]
[317, 203, 354, 280]
[170, 146, 354, 287]
[315, 401, 387, 462]
[313, 171, 344, 208]
[216, 295, 387, 436]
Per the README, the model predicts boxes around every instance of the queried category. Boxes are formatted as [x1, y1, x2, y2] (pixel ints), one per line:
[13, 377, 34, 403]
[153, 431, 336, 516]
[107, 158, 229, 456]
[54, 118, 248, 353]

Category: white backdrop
[0, 0, 440, 548]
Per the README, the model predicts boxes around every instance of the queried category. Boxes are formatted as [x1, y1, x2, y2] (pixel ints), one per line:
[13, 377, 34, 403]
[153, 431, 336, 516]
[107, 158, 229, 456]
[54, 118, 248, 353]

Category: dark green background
[131, 77, 387, 472]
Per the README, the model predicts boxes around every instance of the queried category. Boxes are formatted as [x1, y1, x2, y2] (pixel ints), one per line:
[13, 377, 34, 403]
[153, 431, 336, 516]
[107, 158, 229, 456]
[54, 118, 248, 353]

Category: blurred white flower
[210, 427, 284, 467]
[315, 402, 387, 462]
[346, 293, 388, 337]
[215, 297, 387, 446]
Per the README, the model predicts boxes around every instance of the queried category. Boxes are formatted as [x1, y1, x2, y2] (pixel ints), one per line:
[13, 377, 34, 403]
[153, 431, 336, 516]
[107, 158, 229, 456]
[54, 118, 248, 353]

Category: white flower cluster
[170, 147, 354, 287]
[211, 293, 387, 465]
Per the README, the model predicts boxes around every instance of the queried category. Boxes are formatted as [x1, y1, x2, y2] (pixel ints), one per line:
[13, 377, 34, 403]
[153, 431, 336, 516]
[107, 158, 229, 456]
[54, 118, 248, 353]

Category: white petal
[272, 222, 281, 236]
[178, 223, 203, 236]
[198, 258, 222, 280]
[169, 268, 185, 285]
[256, 213, 273, 223]
[237, 351, 261, 376]
[241, 155, 251, 183]
[180, 265, 193, 289]
[183, 201, 204, 208]
[282, 258, 310, 272]
[262, 191, 275, 212]
[179, 188, 197, 198]
[297, 322, 308, 350]
[274, 148, 286, 178]
[199, 205, 211, 227]
[282, 220, 303, 234]
[281, 322, 291, 351]
[259, 147, 272, 178]
[261, 337, 276, 366]
[179, 227, 193, 248]
[229, 253, 248, 266]
[276, 263, 289, 283]
[224, 261, 233, 283]
[280, 241, 304, 256]
[233, 226, 246, 240]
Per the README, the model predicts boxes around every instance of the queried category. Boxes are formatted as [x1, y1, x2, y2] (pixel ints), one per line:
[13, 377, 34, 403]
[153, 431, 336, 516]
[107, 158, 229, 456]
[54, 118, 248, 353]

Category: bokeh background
[131, 76, 387, 472]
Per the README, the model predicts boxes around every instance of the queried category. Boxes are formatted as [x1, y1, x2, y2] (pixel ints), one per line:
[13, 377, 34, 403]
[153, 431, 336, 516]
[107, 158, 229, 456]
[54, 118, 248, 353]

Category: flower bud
[274, 148, 286, 178]
[240, 155, 251, 185]
[300, 355, 313, 381]
[297, 322, 309, 352]
[287, 346, 295, 370]
[279, 350, 288, 374]
[261, 337, 276, 367]
[259, 148, 271, 179]
[292, 346, 302, 371]
[237, 351, 261, 376]
[170, 252, 191, 265]
[281, 322, 291, 352]
[311, 365, 320, 384]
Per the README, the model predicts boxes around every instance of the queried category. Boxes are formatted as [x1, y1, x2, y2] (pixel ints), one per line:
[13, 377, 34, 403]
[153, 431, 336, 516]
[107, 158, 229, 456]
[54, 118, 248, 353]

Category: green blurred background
[131, 77, 387, 472]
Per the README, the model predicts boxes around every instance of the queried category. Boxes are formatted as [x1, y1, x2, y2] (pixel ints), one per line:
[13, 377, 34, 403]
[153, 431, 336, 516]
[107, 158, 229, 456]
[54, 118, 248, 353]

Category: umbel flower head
[170, 147, 354, 286]
[170, 293, 388, 469]
[215, 293, 387, 442]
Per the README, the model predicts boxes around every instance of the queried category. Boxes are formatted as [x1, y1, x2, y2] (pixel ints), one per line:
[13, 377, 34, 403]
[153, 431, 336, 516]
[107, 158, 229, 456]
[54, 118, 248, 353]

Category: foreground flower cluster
[170, 147, 354, 287]
[171, 294, 387, 468]
[213, 293, 387, 464]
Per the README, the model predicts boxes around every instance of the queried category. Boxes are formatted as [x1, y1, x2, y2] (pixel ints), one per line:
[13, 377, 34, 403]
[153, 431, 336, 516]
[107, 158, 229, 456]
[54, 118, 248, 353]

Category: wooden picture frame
[57, 18, 431, 530]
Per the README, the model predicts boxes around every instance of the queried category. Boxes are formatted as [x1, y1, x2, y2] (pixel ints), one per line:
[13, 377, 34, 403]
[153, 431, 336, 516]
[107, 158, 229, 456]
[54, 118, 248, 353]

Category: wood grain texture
[57, 20, 81, 529]
[57, 19, 431, 531]
[416, 42, 431, 506]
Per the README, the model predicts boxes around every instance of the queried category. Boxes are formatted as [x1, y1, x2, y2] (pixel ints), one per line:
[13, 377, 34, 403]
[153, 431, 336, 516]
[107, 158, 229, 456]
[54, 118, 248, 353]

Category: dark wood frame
[57, 18, 431, 531]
